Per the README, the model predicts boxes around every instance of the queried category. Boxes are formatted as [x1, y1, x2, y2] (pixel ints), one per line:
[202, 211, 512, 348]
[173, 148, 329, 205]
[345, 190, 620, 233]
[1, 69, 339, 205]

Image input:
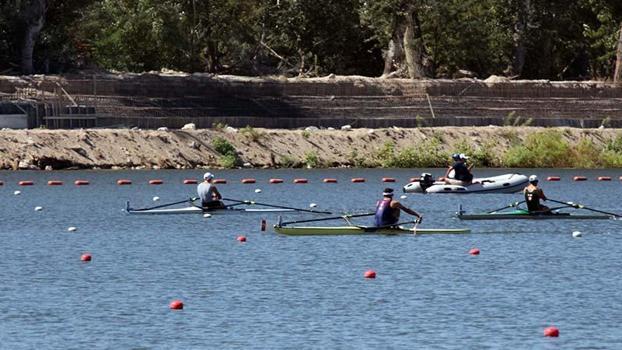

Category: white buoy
[152, 196, 160, 202]
[34, 206, 43, 212]
[67, 227, 77, 232]
[309, 203, 318, 208]
[255, 188, 262, 193]
[13, 190, 21, 196]
[203, 213, 212, 218]
[572, 231, 582, 238]
[400, 195, 407, 199]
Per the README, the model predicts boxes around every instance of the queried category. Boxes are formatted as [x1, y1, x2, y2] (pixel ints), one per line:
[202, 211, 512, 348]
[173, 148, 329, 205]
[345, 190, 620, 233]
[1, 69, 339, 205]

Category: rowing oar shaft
[130, 197, 197, 211]
[547, 199, 622, 218]
[488, 201, 525, 213]
[279, 212, 375, 226]
[223, 197, 332, 214]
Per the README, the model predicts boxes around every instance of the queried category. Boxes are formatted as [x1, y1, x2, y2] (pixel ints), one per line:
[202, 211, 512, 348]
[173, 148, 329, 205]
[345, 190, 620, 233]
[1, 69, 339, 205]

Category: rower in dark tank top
[523, 175, 550, 213]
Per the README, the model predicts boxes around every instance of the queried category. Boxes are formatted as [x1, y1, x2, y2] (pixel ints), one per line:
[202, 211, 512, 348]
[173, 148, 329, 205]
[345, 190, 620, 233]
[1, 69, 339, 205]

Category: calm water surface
[0, 168, 621, 349]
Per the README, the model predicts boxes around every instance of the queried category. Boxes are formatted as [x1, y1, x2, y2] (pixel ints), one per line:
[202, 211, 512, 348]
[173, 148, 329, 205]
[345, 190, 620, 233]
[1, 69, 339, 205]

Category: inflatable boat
[403, 173, 529, 194]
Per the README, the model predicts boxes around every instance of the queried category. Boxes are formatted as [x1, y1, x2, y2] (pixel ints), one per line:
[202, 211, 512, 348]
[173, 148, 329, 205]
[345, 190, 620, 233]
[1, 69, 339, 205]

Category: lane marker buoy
[400, 195, 407, 199]
[153, 196, 160, 202]
[213, 179, 227, 184]
[34, 206, 43, 211]
[18, 181, 33, 186]
[543, 326, 559, 337]
[323, 178, 337, 183]
[409, 178, 420, 182]
[183, 179, 198, 185]
[80, 253, 92, 262]
[351, 178, 365, 183]
[269, 178, 283, 184]
[241, 178, 256, 184]
[382, 177, 396, 183]
[547, 176, 561, 181]
[255, 188, 262, 193]
[169, 300, 184, 310]
[74, 180, 90, 186]
[47, 180, 63, 186]
[573, 176, 587, 181]
[149, 179, 163, 185]
[597, 176, 611, 181]
[364, 270, 376, 279]
[572, 231, 582, 238]
[294, 179, 308, 184]
[13, 190, 21, 195]
[68, 227, 77, 232]
[203, 213, 212, 218]
[117, 179, 132, 185]
[237, 235, 247, 242]
[309, 203, 318, 208]
[469, 248, 480, 255]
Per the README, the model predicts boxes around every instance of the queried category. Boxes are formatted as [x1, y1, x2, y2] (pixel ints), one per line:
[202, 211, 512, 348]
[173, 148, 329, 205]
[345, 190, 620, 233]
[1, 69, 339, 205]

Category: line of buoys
[213, 179, 227, 184]
[382, 177, 396, 183]
[149, 179, 163, 185]
[469, 248, 480, 255]
[573, 176, 587, 181]
[597, 176, 611, 181]
[237, 235, 247, 242]
[543, 326, 559, 337]
[364, 270, 376, 279]
[74, 180, 90, 186]
[323, 178, 337, 183]
[117, 179, 132, 185]
[18, 181, 34, 186]
[169, 300, 184, 310]
[351, 178, 365, 183]
[47, 180, 63, 186]
[269, 178, 284, 184]
[241, 178, 256, 184]
[546, 176, 561, 181]
[293, 178, 308, 184]
[183, 179, 198, 185]
[80, 253, 92, 262]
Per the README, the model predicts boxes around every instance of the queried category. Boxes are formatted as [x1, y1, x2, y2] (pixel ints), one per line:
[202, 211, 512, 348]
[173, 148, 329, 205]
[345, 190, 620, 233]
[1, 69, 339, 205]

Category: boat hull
[274, 225, 470, 236]
[458, 209, 612, 220]
[403, 174, 528, 194]
[127, 206, 295, 215]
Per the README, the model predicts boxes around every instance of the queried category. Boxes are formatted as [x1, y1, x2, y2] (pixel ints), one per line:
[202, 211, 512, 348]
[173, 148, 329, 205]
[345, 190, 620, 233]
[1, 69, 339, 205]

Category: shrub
[304, 151, 322, 168]
[240, 125, 264, 141]
[212, 137, 240, 168]
[502, 130, 570, 167]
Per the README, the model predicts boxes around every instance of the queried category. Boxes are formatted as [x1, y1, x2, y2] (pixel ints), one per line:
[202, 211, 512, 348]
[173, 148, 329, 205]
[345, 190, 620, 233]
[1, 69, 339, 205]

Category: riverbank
[2, 126, 622, 170]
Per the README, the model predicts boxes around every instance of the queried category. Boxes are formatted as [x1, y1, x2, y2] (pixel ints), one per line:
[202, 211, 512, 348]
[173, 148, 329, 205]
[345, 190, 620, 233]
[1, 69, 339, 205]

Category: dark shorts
[202, 201, 225, 209]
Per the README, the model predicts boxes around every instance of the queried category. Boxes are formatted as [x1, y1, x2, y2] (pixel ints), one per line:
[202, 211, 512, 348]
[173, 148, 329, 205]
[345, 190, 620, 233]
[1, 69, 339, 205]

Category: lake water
[0, 168, 621, 349]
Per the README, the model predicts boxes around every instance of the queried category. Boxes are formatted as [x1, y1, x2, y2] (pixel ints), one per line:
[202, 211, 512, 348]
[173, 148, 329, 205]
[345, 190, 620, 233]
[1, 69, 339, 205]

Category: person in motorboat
[523, 175, 550, 213]
[444, 153, 474, 185]
[197, 172, 225, 209]
[375, 188, 422, 227]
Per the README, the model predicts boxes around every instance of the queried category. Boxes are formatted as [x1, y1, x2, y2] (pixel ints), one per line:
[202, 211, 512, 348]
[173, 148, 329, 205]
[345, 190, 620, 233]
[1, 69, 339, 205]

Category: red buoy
[351, 178, 365, 183]
[323, 178, 337, 183]
[382, 177, 396, 183]
[18, 181, 34, 186]
[183, 179, 198, 185]
[149, 179, 163, 185]
[80, 253, 92, 262]
[364, 270, 376, 279]
[169, 300, 184, 310]
[597, 176, 611, 181]
[241, 178, 256, 184]
[260, 219, 266, 231]
[547, 176, 561, 181]
[47, 180, 63, 186]
[74, 180, 90, 186]
[543, 326, 559, 337]
[116, 179, 132, 185]
[269, 178, 284, 184]
[469, 248, 480, 255]
[213, 179, 227, 184]
[237, 235, 247, 242]
[293, 178, 308, 184]
[573, 176, 587, 181]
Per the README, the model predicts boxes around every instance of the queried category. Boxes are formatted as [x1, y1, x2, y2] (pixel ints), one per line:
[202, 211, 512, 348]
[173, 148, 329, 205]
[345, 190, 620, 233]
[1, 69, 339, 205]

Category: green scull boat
[273, 225, 470, 236]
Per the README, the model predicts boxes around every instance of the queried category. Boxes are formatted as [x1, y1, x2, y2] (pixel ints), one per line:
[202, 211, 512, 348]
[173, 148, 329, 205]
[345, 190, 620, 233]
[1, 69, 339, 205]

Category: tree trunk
[403, 6, 429, 79]
[506, 0, 530, 77]
[614, 22, 622, 83]
[20, 0, 48, 75]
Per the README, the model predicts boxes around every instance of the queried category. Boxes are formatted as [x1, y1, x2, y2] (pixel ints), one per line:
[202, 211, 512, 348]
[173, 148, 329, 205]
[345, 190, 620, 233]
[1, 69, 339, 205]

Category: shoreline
[2, 126, 622, 170]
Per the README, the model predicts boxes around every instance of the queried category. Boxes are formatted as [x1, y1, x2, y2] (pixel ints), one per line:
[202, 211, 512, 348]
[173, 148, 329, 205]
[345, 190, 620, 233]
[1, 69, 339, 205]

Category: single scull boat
[274, 225, 470, 236]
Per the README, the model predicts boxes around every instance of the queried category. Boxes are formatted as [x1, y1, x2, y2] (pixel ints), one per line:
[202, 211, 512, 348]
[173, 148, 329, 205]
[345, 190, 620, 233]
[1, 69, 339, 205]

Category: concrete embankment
[2, 126, 621, 170]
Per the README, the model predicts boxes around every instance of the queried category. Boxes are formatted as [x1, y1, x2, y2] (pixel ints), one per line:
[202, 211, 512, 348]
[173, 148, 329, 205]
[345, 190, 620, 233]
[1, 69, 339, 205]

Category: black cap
[383, 188, 394, 196]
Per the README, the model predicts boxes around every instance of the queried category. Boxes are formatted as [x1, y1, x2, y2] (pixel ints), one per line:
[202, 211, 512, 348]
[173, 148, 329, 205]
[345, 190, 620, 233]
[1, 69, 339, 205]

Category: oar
[360, 219, 420, 233]
[223, 197, 332, 214]
[547, 199, 622, 218]
[128, 197, 198, 211]
[278, 212, 375, 226]
[487, 201, 525, 213]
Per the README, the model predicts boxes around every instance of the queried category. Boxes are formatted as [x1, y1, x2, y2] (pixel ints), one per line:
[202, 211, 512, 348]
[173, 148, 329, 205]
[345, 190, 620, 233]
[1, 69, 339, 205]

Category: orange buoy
[469, 248, 480, 255]
[382, 177, 396, 183]
[241, 178, 256, 184]
[47, 180, 63, 186]
[183, 179, 198, 185]
[597, 176, 611, 181]
[269, 178, 284, 184]
[573, 176, 587, 181]
[237, 235, 247, 242]
[117, 179, 132, 185]
[260, 219, 266, 231]
[169, 300, 184, 310]
[323, 178, 337, 183]
[409, 177, 420, 182]
[213, 179, 227, 184]
[547, 176, 561, 181]
[80, 253, 92, 262]
[74, 180, 90, 186]
[351, 178, 365, 183]
[18, 181, 34, 186]
[364, 270, 376, 279]
[149, 179, 163, 185]
[293, 178, 308, 184]
[543, 326, 559, 337]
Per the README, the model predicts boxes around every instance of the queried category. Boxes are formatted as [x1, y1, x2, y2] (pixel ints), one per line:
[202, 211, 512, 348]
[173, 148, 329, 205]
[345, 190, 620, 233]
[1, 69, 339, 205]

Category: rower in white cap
[197, 172, 225, 209]
[523, 175, 550, 213]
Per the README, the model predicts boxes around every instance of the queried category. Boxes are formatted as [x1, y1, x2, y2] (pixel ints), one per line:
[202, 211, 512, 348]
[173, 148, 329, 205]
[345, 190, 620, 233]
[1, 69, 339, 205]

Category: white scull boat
[125, 201, 298, 215]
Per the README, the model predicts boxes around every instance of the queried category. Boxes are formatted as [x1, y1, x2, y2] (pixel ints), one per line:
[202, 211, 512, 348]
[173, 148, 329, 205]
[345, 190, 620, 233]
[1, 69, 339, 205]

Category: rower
[524, 175, 550, 213]
[374, 188, 422, 227]
[197, 172, 225, 209]
[444, 153, 474, 185]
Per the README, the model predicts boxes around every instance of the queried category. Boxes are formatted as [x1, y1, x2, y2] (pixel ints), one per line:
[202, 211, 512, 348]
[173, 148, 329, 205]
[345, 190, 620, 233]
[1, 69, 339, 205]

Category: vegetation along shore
[2, 126, 621, 171]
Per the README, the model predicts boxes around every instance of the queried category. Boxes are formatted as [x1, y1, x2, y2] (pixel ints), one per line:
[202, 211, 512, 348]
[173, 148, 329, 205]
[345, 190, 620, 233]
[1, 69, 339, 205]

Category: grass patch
[212, 137, 240, 168]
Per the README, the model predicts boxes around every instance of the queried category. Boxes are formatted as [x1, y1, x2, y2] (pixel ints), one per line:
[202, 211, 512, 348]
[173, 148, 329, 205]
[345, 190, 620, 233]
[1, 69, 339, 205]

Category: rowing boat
[274, 225, 470, 236]
[125, 201, 296, 215]
[457, 208, 614, 220]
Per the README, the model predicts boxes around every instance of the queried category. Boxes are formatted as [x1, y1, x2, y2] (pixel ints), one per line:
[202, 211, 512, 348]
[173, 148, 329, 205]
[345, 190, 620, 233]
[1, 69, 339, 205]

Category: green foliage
[279, 155, 299, 168]
[212, 122, 228, 130]
[218, 154, 239, 169]
[374, 139, 449, 168]
[502, 130, 571, 167]
[301, 130, 311, 139]
[212, 136, 240, 168]
[240, 125, 264, 141]
[303, 151, 323, 168]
